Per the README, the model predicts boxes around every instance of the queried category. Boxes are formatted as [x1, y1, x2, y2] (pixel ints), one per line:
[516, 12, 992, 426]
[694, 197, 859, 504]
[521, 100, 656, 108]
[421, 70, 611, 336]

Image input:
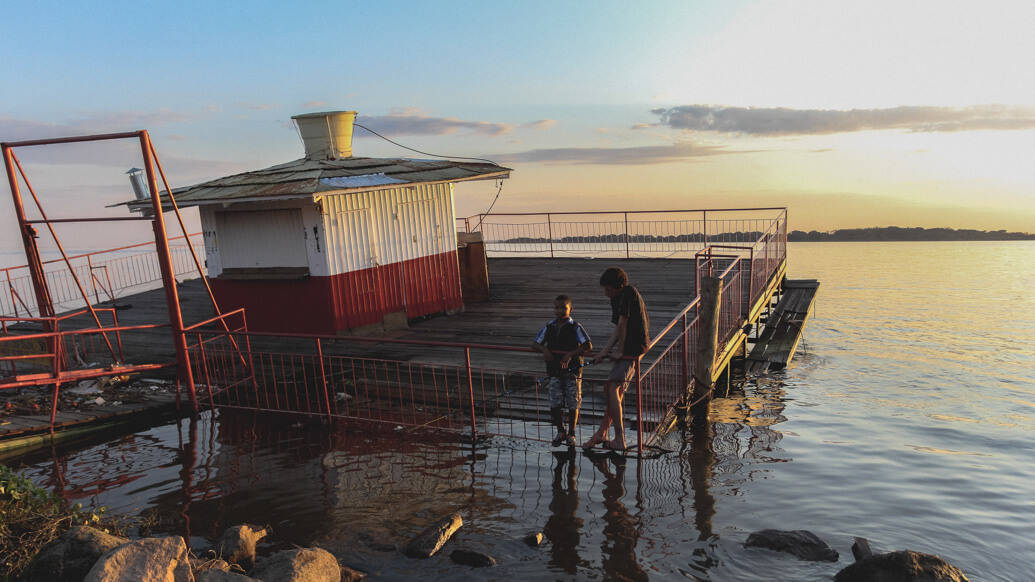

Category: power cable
[352, 122, 500, 166]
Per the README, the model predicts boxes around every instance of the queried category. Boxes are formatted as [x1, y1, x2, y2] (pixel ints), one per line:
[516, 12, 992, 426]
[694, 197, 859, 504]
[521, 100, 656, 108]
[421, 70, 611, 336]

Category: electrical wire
[348, 119, 508, 230]
[353, 122, 501, 166]
[476, 179, 505, 231]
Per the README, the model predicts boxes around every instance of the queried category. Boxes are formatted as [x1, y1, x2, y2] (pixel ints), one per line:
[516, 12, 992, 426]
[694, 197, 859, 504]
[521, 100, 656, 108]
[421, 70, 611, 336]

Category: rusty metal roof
[125, 156, 511, 208]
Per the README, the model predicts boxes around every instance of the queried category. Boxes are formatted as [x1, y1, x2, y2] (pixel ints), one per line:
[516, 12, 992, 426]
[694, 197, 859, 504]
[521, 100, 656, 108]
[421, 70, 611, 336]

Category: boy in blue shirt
[533, 295, 593, 447]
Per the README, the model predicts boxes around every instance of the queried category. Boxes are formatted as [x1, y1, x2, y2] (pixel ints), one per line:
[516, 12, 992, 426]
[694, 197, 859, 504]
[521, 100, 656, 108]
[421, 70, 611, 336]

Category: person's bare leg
[607, 382, 627, 449]
[585, 380, 618, 447]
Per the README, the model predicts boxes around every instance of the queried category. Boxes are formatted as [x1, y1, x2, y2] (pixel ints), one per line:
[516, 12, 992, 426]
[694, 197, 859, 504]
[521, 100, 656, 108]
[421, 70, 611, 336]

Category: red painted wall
[212, 250, 463, 334]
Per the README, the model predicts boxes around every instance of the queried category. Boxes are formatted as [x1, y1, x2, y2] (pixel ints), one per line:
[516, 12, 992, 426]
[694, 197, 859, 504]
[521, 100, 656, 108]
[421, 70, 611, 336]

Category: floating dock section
[746, 279, 820, 374]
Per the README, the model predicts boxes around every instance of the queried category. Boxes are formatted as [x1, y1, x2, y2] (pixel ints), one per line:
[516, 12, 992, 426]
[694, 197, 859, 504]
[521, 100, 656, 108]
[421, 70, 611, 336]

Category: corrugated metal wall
[319, 183, 462, 328]
[319, 183, 457, 274]
[198, 184, 463, 332]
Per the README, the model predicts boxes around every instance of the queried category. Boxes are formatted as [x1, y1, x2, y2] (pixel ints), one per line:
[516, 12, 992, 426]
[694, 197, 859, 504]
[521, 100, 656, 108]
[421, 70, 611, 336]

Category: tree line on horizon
[788, 226, 1035, 241]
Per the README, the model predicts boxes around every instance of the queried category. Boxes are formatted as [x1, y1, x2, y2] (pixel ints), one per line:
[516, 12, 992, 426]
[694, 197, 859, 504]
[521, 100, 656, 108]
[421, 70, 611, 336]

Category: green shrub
[0, 464, 118, 582]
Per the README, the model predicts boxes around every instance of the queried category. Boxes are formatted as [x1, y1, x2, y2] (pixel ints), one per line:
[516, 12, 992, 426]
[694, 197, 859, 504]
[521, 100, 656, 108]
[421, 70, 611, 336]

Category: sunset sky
[2, 0, 1034, 251]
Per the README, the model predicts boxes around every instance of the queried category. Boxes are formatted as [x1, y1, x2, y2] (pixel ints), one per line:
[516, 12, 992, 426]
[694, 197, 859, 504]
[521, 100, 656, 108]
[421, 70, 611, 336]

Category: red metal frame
[3, 138, 788, 449]
[1, 130, 249, 421]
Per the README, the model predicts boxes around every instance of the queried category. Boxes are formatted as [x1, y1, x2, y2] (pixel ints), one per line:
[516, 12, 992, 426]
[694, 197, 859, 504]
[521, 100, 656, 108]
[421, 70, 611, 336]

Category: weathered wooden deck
[85, 258, 694, 371]
[2, 259, 697, 443]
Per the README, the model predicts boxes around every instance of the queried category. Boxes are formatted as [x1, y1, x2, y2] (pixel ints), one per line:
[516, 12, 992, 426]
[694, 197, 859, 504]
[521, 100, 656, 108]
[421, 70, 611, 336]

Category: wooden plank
[746, 280, 820, 371]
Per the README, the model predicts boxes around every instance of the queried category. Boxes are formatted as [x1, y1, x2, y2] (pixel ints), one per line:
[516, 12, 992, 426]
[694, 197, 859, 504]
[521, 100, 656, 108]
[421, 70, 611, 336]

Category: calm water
[6, 242, 1034, 581]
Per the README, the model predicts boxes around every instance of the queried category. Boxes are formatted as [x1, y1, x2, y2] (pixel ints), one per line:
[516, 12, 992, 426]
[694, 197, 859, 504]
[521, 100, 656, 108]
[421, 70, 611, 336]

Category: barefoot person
[585, 267, 649, 451]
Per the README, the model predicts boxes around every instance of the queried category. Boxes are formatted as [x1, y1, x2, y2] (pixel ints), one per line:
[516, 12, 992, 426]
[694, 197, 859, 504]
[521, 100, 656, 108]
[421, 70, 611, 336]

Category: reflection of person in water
[586, 452, 647, 582]
[543, 449, 586, 574]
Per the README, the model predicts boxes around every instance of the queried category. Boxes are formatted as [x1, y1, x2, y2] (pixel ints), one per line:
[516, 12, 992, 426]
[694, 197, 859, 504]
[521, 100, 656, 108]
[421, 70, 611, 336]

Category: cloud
[652, 104, 1035, 135]
[356, 112, 513, 137]
[1, 110, 191, 143]
[520, 119, 556, 131]
[497, 142, 741, 165]
[236, 102, 277, 111]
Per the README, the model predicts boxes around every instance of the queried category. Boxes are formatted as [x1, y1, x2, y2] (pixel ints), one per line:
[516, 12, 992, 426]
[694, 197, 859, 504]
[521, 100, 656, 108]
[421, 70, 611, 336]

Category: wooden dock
[2, 258, 695, 443]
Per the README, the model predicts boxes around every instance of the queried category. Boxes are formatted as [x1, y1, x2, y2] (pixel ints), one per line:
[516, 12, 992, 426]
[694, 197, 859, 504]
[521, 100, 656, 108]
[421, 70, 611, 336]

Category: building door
[332, 207, 384, 327]
[395, 199, 448, 317]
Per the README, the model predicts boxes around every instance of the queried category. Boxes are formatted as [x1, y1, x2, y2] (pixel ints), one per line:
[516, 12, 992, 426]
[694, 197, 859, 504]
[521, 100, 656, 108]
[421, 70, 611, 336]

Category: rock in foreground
[252, 547, 340, 582]
[404, 512, 464, 558]
[84, 536, 192, 582]
[22, 525, 129, 582]
[744, 529, 839, 562]
[216, 524, 268, 570]
[835, 550, 970, 582]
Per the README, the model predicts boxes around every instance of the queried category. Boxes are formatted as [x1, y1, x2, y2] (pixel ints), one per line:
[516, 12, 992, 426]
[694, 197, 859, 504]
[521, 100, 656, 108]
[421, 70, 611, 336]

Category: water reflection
[11, 375, 798, 581]
[543, 450, 584, 574]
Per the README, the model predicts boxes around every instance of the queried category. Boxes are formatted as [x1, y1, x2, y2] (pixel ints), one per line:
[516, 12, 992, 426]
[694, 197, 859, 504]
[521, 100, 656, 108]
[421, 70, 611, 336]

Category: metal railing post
[196, 333, 216, 410]
[625, 212, 630, 258]
[316, 337, 332, 418]
[635, 357, 643, 455]
[546, 214, 555, 258]
[139, 131, 197, 411]
[87, 256, 99, 305]
[681, 311, 689, 394]
[464, 347, 477, 439]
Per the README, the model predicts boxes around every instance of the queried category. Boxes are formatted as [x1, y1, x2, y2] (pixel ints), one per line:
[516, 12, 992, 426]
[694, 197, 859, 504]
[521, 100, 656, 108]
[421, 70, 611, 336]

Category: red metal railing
[0, 321, 175, 423]
[184, 330, 559, 441]
[1, 233, 205, 318]
[2, 188, 788, 446]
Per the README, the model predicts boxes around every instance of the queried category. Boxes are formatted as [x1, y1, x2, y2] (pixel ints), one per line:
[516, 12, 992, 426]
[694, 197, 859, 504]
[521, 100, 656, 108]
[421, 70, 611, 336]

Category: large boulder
[744, 529, 839, 562]
[216, 525, 268, 570]
[835, 550, 970, 582]
[404, 512, 463, 558]
[83, 535, 193, 582]
[22, 525, 129, 582]
[251, 547, 339, 582]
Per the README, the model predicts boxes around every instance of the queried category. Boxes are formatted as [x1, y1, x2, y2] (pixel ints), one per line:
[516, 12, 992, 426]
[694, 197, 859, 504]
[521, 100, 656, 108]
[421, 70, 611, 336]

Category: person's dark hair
[599, 267, 628, 288]
[555, 294, 572, 305]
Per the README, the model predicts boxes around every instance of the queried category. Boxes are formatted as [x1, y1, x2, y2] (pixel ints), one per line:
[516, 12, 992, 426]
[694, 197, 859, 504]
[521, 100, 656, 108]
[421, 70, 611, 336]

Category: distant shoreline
[788, 227, 1035, 242]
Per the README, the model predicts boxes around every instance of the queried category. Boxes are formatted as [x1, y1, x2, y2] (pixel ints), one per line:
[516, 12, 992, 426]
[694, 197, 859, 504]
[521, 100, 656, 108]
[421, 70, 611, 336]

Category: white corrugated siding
[320, 183, 457, 276]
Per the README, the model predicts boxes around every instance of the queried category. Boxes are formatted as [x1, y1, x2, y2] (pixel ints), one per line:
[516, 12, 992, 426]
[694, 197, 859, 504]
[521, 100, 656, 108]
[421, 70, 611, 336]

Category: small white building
[137, 111, 509, 334]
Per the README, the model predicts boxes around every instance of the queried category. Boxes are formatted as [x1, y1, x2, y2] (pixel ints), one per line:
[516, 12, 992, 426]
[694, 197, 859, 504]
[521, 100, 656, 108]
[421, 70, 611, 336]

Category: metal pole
[316, 337, 332, 418]
[465, 347, 477, 439]
[635, 357, 643, 455]
[139, 131, 197, 411]
[624, 212, 630, 259]
[49, 325, 62, 427]
[2, 146, 53, 320]
[87, 256, 99, 305]
[5, 270, 17, 318]
[546, 214, 554, 258]
[681, 311, 689, 395]
[196, 333, 216, 410]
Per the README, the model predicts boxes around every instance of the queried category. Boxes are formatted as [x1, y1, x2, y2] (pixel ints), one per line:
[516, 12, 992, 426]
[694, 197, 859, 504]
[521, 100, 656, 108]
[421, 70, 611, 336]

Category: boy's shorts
[607, 358, 637, 394]
[547, 374, 582, 409]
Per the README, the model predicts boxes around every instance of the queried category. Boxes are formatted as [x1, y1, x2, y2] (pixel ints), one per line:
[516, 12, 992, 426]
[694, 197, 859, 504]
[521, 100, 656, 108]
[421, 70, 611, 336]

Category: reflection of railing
[1, 233, 205, 318]
[458, 208, 787, 258]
